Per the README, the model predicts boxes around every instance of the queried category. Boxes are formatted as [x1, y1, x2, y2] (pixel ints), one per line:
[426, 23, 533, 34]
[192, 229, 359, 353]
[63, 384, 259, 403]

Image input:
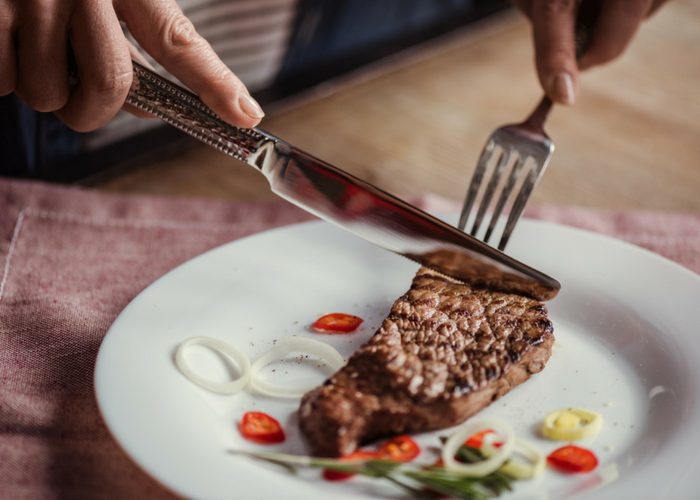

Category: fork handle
[523, 96, 553, 132]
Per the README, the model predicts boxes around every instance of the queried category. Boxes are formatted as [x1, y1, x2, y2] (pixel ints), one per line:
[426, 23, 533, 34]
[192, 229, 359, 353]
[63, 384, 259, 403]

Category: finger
[578, 0, 652, 70]
[531, 0, 578, 105]
[0, 3, 17, 96]
[122, 41, 155, 119]
[117, 0, 264, 128]
[128, 40, 153, 70]
[14, 1, 70, 111]
[57, 0, 132, 132]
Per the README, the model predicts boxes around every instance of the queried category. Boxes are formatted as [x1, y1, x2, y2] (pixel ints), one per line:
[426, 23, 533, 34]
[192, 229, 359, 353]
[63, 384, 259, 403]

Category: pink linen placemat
[0, 178, 698, 498]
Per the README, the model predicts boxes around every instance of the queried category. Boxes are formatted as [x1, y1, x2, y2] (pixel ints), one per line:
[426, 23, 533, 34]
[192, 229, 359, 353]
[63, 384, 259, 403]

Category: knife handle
[126, 61, 266, 161]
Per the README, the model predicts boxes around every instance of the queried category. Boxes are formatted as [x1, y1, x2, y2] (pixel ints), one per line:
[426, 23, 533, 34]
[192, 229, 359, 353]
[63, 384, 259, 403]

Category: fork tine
[458, 141, 494, 231]
[483, 154, 526, 244]
[470, 147, 510, 237]
[497, 166, 539, 251]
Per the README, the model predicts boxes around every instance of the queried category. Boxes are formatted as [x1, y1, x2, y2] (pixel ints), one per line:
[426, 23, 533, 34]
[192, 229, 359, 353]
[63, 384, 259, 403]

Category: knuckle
[92, 65, 133, 99]
[158, 11, 199, 57]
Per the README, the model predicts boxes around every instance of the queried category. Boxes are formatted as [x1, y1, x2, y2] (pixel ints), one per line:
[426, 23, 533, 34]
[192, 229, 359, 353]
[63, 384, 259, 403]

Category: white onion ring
[250, 337, 344, 398]
[175, 336, 251, 395]
[441, 419, 515, 477]
[500, 438, 545, 479]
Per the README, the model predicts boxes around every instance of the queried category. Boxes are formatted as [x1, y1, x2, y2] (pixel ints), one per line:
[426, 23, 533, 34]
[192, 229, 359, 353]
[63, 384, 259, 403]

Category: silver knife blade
[127, 61, 560, 300]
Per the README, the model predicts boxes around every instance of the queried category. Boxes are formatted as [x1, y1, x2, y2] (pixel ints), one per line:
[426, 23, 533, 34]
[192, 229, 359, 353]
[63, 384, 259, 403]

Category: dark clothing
[0, 96, 81, 177]
[0, 0, 506, 180]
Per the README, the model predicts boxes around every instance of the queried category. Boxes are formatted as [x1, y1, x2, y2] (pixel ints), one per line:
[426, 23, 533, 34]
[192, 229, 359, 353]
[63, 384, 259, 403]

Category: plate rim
[94, 217, 700, 499]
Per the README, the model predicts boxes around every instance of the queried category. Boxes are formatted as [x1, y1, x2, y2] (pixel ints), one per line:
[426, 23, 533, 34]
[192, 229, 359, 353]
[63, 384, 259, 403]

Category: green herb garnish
[230, 445, 514, 500]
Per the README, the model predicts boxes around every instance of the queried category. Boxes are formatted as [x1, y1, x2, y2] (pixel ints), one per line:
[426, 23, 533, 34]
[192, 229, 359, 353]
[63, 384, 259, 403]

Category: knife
[126, 61, 560, 301]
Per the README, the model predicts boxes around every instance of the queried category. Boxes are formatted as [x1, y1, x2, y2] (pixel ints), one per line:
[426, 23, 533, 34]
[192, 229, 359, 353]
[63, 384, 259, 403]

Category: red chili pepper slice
[311, 313, 363, 334]
[239, 411, 285, 444]
[322, 469, 356, 481]
[464, 429, 504, 449]
[547, 445, 598, 473]
[377, 435, 421, 462]
[322, 450, 380, 481]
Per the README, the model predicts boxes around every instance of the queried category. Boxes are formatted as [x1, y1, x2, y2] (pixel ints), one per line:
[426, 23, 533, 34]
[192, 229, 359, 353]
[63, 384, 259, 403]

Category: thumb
[531, 0, 578, 105]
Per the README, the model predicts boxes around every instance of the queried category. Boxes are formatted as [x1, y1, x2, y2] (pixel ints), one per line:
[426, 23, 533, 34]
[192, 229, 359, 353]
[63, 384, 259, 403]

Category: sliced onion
[441, 419, 515, 477]
[250, 337, 344, 398]
[499, 438, 545, 480]
[175, 336, 251, 395]
[542, 408, 603, 441]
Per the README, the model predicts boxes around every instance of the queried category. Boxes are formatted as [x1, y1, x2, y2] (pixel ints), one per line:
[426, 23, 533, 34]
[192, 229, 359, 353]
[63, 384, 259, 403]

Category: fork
[458, 1, 601, 251]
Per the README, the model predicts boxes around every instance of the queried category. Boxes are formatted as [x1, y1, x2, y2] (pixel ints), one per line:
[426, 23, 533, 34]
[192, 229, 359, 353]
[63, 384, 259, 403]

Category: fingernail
[239, 93, 265, 119]
[549, 72, 575, 105]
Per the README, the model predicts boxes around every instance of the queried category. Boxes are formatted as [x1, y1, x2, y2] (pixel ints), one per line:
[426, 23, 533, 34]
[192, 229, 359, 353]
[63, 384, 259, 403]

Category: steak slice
[299, 268, 554, 457]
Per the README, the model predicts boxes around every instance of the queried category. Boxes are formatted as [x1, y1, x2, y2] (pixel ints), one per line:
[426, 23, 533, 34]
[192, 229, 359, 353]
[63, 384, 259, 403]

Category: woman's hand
[0, 0, 264, 132]
[514, 0, 667, 104]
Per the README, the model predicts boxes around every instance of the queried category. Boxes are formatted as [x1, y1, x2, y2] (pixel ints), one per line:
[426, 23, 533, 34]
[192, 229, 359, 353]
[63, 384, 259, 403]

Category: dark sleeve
[0, 95, 82, 178]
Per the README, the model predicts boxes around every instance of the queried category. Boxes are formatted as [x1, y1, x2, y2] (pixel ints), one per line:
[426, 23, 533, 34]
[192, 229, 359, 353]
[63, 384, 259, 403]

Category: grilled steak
[415, 249, 559, 301]
[299, 268, 554, 457]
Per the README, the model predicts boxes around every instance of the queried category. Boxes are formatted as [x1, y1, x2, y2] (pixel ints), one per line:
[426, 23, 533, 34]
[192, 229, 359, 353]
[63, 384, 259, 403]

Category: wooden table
[95, 1, 700, 213]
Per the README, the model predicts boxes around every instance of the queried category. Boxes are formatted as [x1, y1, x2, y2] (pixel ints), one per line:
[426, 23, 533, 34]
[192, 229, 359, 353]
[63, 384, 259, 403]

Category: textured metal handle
[126, 61, 266, 162]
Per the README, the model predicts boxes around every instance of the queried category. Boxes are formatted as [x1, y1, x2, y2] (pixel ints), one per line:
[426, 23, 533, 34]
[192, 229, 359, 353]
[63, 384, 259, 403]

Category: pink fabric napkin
[0, 178, 698, 498]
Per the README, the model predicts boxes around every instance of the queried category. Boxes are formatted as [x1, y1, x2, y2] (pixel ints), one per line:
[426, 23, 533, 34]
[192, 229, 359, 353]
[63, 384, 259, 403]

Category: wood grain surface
[94, 1, 700, 212]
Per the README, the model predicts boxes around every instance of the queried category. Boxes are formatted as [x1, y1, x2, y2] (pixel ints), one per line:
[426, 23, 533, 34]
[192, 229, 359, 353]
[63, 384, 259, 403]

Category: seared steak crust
[299, 268, 554, 457]
[416, 249, 558, 301]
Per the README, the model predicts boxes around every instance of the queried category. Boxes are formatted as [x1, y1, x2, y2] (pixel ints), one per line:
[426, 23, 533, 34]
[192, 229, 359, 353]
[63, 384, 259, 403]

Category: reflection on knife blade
[126, 61, 560, 301]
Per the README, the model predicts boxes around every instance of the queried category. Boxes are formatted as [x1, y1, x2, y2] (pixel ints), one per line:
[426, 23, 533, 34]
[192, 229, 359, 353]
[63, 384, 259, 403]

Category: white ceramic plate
[95, 218, 700, 500]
